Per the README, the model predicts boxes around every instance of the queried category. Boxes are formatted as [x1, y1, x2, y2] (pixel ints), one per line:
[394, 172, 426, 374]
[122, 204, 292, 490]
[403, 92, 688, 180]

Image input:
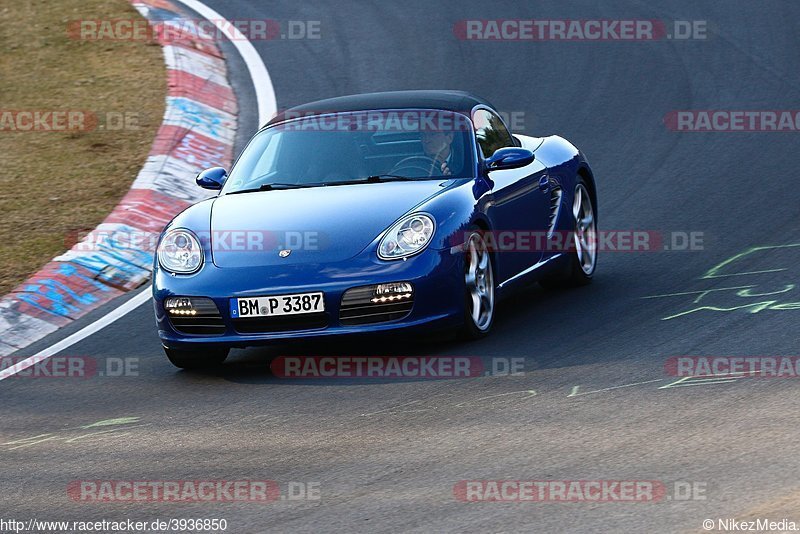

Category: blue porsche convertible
[153, 90, 598, 368]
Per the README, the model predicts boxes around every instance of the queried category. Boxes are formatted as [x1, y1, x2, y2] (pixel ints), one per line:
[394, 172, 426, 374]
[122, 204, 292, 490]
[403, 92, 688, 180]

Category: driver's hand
[440, 161, 452, 176]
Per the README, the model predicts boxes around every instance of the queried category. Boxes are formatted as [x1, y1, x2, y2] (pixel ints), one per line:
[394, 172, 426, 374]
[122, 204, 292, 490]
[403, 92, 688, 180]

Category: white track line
[0, 0, 275, 381]
[0, 290, 152, 381]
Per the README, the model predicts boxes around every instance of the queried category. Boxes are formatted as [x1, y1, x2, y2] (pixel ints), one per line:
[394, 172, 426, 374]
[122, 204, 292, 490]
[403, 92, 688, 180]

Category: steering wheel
[389, 155, 441, 177]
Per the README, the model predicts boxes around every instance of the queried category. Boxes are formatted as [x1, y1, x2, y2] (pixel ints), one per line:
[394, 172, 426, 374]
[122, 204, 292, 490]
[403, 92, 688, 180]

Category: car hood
[210, 181, 445, 268]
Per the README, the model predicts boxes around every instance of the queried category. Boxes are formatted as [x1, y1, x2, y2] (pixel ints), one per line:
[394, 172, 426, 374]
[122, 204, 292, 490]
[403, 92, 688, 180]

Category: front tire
[164, 346, 229, 369]
[460, 230, 496, 339]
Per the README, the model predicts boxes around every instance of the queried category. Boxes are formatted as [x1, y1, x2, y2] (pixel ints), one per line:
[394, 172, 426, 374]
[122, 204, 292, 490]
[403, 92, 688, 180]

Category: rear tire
[164, 346, 229, 369]
[540, 177, 597, 288]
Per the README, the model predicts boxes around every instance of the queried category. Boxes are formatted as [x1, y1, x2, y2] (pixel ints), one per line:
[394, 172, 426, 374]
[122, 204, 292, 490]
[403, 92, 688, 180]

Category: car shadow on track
[169, 278, 625, 386]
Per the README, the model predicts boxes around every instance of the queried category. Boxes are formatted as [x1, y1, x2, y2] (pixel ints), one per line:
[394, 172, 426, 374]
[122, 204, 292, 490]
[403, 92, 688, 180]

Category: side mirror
[196, 167, 228, 190]
[485, 148, 535, 171]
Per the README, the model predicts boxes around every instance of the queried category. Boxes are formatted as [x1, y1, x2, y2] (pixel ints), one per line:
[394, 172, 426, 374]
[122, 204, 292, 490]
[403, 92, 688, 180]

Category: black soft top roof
[265, 90, 495, 127]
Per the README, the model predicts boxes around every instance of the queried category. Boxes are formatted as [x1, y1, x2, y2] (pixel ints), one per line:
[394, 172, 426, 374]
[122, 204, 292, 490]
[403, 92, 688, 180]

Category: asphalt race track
[2, 1, 799, 532]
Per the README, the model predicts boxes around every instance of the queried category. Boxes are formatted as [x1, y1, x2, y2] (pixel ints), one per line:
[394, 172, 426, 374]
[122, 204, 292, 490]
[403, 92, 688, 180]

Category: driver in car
[420, 130, 455, 176]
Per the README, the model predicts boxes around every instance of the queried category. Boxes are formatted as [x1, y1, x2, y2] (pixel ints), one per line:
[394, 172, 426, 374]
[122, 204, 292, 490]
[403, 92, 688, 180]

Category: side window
[472, 109, 514, 158]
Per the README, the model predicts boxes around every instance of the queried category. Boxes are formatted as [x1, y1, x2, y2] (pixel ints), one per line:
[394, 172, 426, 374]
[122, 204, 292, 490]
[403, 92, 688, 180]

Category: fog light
[166, 297, 192, 314]
[371, 282, 414, 303]
[164, 297, 217, 316]
[164, 297, 224, 336]
[340, 283, 415, 326]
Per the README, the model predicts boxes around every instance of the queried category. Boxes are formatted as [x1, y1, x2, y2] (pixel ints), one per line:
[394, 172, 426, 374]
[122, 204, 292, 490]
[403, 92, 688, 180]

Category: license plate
[230, 292, 325, 318]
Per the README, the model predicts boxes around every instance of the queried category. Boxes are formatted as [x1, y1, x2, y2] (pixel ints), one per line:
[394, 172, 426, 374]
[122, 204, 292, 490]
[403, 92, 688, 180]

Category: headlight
[378, 213, 435, 260]
[157, 229, 203, 274]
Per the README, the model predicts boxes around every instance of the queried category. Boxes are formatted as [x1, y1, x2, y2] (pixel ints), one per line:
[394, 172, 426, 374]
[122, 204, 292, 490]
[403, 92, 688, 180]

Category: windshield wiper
[226, 175, 422, 194]
[299, 175, 418, 188]
[225, 182, 312, 195]
[363, 174, 416, 182]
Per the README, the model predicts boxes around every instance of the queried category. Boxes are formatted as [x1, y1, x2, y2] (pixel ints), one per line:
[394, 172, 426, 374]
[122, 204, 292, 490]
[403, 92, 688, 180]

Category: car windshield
[222, 109, 476, 193]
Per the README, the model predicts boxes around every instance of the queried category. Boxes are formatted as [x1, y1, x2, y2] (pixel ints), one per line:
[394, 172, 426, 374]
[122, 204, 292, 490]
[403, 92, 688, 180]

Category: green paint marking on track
[659, 374, 747, 389]
[642, 286, 754, 302]
[568, 379, 664, 397]
[2, 417, 145, 451]
[80, 417, 140, 429]
[660, 300, 793, 321]
[642, 243, 800, 320]
[701, 243, 800, 280]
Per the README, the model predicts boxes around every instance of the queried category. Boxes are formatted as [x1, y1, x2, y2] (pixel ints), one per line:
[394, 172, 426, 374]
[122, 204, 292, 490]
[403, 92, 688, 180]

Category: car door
[473, 108, 550, 284]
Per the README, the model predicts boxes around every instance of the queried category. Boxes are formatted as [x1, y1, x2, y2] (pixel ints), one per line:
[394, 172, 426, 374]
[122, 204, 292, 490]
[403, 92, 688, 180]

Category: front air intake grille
[340, 284, 414, 326]
[166, 297, 225, 336]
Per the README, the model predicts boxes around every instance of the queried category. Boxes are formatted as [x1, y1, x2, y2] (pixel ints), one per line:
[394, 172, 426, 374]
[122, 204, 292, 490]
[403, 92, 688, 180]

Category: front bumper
[153, 247, 464, 349]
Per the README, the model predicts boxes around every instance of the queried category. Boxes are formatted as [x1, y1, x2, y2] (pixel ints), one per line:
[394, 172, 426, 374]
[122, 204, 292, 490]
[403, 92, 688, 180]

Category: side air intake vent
[547, 178, 563, 237]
